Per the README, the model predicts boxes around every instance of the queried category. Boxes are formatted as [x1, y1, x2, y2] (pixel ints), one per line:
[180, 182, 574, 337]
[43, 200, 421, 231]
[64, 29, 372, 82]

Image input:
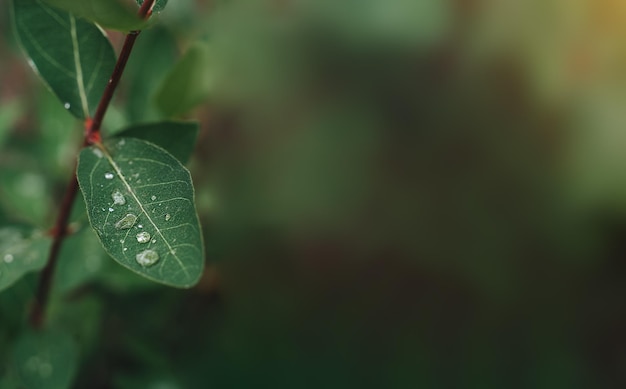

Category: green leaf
[77, 138, 204, 288]
[12, 0, 116, 119]
[11, 329, 78, 389]
[0, 227, 51, 293]
[53, 225, 106, 295]
[42, 0, 145, 31]
[125, 26, 178, 123]
[115, 121, 199, 164]
[136, 0, 168, 12]
[156, 42, 212, 117]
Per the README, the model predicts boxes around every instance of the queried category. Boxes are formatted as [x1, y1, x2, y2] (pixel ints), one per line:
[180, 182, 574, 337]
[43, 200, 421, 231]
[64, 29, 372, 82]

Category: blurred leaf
[0, 171, 53, 226]
[0, 100, 23, 149]
[115, 121, 199, 164]
[136, 0, 168, 12]
[12, 0, 116, 119]
[124, 26, 177, 123]
[155, 42, 212, 117]
[53, 225, 105, 294]
[42, 0, 144, 31]
[0, 227, 50, 293]
[77, 138, 204, 288]
[11, 329, 78, 389]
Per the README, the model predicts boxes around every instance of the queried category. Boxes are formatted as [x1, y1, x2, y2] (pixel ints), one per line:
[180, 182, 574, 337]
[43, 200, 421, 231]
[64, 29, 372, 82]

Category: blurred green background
[3, 0, 626, 387]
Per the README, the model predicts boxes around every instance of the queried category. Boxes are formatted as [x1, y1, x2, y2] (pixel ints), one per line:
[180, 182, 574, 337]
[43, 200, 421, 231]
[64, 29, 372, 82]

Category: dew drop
[112, 189, 126, 205]
[92, 148, 103, 158]
[151, 195, 157, 201]
[104, 172, 114, 180]
[165, 214, 171, 221]
[151, 239, 156, 244]
[136, 231, 151, 243]
[136, 249, 159, 267]
[3, 254, 13, 263]
[138, 224, 143, 229]
[108, 207, 114, 212]
[123, 247, 128, 252]
[115, 213, 137, 229]
[63, 102, 70, 109]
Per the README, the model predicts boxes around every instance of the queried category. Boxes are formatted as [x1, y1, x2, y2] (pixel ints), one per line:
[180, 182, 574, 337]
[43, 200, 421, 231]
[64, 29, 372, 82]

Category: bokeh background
[3, 0, 626, 387]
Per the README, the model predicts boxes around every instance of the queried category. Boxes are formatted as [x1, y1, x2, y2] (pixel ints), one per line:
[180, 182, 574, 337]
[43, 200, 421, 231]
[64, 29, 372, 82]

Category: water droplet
[108, 207, 114, 212]
[138, 224, 143, 229]
[136, 231, 151, 243]
[151, 239, 156, 244]
[3, 254, 13, 263]
[123, 247, 128, 252]
[115, 213, 137, 229]
[151, 195, 157, 201]
[136, 249, 159, 267]
[104, 172, 114, 180]
[92, 148, 103, 158]
[63, 102, 70, 109]
[118, 139, 125, 146]
[165, 214, 171, 221]
[112, 189, 126, 205]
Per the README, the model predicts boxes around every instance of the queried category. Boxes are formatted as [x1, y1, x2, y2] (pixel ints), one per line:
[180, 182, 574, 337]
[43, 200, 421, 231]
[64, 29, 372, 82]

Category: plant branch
[29, 0, 157, 329]
[86, 0, 157, 142]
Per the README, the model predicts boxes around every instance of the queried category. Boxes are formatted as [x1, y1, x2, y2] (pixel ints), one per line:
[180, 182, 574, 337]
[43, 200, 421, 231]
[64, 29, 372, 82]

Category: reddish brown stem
[87, 0, 156, 141]
[29, 173, 79, 328]
[29, 0, 157, 329]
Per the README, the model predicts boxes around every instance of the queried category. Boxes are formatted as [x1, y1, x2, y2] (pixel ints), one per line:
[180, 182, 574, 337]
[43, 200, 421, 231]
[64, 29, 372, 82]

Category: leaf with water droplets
[11, 329, 78, 389]
[77, 138, 204, 288]
[12, 0, 116, 119]
[0, 227, 51, 293]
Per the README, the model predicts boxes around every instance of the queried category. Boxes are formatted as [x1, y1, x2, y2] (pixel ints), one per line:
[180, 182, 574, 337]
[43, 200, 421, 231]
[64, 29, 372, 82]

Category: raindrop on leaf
[112, 190, 126, 205]
[136, 231, 151, 243]
[136, 249, 159, 267]
[115, 214, 138, 229]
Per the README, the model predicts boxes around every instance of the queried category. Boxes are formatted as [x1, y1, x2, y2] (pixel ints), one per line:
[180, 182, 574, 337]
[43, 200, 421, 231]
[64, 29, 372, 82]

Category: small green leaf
[12, 0, 116, 119]
[136, 0, 168, 12]
[115, 121, 199, 164]
[12, 329, 78, 389]
[125, 26, 178, 122]
[77, 138, 204, 288]
[156, 42, 212, 117]
[42, 0, 145, 31]
[0, 227, 51, 293]
[53, 225, 106, 294]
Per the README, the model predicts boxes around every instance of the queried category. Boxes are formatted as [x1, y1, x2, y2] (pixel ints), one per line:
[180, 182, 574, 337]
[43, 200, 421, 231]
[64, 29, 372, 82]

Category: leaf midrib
[98, 144, 190, 279]
[69, 14, 89, 117]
